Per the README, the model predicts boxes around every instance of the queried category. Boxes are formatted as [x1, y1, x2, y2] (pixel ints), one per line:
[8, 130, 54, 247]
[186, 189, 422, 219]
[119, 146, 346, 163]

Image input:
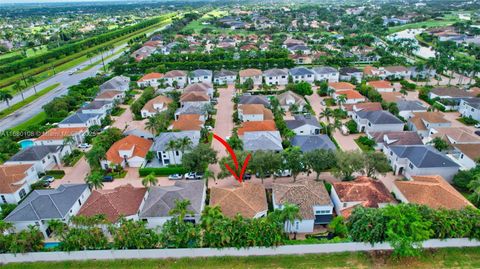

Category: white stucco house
[0, 164, 39, 205]
[353, 110, 404, 133]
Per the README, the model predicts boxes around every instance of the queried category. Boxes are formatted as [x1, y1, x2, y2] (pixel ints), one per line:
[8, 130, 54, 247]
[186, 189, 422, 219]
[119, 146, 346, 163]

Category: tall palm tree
[279, 203, 301, 239]
[13, 81, 25, 101]
[86, 171, 104, 190]
[142, 172, 158, 187]
[177, 137, 193, 155]
[319, 107, 333, 123]
[169, 199, 194, 222]
[165, 140, 179, 165]
[27, 76, 39, 94]
[203, 169, 216, 185]
[145, 116, 161, 135]
[0, 90, 13, 107]
[336, 94, 347, 107]
[468, 175, 480, 205]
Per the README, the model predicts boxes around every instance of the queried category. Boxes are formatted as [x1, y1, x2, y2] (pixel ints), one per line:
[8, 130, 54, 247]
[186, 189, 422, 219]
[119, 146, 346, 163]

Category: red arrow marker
[212, 133, 251, 183]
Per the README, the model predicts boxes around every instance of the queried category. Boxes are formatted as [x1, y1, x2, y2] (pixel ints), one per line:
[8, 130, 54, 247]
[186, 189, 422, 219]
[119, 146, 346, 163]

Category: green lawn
[4, 247, 480, 269]
[354, 138, 375, 152]
[0, 46, 48, 61]
[388, 19, 459, 34]
[0, 83, 60, 119]
[9, 112, 47, 132]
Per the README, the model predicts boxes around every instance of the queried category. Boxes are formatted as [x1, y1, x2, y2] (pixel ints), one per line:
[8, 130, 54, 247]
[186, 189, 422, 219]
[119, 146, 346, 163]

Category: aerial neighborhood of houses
[1, 1, 480, 262]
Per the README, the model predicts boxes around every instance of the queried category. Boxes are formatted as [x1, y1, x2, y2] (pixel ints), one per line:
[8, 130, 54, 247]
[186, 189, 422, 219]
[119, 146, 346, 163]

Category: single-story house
[408, 112, 451, 138]
[397, 100, 428, 119]
[273, 180, 333, 233]
[210, 182, 267, 219]
[95, 90, 125, 103]
[137, 73, 164, 88]
[171, 114, 204, 131]
[328, 82, 355, 92]
[100, 76, 130, 92]
[242, 131, 283, 152]
[290, 135, 336, 152]
[367, 80, 394, 92]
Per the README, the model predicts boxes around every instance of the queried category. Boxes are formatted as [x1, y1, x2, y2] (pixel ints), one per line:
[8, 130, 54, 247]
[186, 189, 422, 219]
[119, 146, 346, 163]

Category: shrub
[139, 166, 186, 176]
[345, 120, 358, 134]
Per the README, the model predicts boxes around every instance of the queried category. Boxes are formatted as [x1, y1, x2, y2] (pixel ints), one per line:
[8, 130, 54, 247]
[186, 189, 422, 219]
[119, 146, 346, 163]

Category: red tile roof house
[331, 176, 397, 218]
[328, 82, 355, 92]
[33, 127, 88, 146]
[367, 80, 395, 92]
[239, 69, 263, 85]
[141, 95, 173, 118]
[0, 164, 39, 204]
[78, 184, 148, 223]
[342, 102, 383, 117]
[95, 90, 125, 103]
[137, 73, 164, 88]
[332, 90, 366, 104]
[102, 135, 153, 169]
[238, 104, 274, 122]
[179, 91, 210, 108]
[164, 70, 188, 88]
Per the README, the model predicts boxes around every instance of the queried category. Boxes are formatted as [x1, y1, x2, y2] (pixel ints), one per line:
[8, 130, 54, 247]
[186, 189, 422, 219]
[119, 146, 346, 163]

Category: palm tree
[86, 52, 94, 64]
[27, 76, 38, 94]
[336, 94, 347, 107]
[13, 81, 25, 101]
[203, 169, 216, 185]
[165, 140, 179, 165]
[0, 90, 13, 107]
[323, 119, 342, 137]
[200, 205, 224, 232]
[145, 116, 161, 135]
[142, 172, 158, 187]
[86, 171, 104, 190]
[279, 203, 301, 239]
[0, 220, 13, 234]
[319, 108, 333, 123]
[169, 199, 194, 222]
[177, 137, 193, 155]
[468, 175, 480, 205]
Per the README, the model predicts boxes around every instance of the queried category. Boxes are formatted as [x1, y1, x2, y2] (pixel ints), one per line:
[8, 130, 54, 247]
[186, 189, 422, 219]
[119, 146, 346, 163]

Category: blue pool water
[44, 242, 60, 249]
[19, 139, 34, 149]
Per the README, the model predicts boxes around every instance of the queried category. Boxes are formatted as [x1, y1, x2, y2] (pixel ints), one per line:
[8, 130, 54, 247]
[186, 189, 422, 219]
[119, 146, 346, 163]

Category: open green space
[9, 112, 47, 132]
[388, 19, 459, 34]
[0, 14, 175, 93]
[0, 46, 48, 61]
[3, 247, 480, 269]
[0, 83, 60, 119]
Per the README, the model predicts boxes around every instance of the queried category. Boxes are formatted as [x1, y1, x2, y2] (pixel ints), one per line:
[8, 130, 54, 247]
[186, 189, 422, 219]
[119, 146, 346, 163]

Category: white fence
[1, 238, 479, 264]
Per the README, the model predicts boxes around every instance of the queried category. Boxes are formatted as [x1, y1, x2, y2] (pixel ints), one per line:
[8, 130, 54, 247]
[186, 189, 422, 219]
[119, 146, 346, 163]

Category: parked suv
[184, 172, 203, 180]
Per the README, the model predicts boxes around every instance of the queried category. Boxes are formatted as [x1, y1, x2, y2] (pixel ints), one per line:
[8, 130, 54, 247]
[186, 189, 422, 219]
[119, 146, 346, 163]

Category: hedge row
[139, 166, 186, 177]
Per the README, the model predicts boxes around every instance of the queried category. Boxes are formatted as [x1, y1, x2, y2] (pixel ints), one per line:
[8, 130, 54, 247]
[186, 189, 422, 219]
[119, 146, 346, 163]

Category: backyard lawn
[4, 247, 480, 269]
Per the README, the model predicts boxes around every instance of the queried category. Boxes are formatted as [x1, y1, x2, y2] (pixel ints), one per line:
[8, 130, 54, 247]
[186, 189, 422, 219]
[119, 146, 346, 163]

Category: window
[19, 189, 27, 199]
[315, 210, 330, 214]
[78, 199, 82, 206]
[460, 154, 464, 159]
[175, 151, 179, 156]
[409, 163, 414, 169]
[1, 195, 6, 203]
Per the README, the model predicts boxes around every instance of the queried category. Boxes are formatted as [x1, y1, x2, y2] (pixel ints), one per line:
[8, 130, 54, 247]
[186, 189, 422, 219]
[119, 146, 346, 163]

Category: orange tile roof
[363, 65, 378, 75]
[0, 164, 34, 194]
[164, 70, 187, 78]
[336, 90, 365, 100]
[239, 68, 262, 77]
[138, 72, 164, 82]
[395, 175, 474, 210]
[380, 92, 402, 102]
[78, 184, 147, 222]
[410, 112, 450, 131]
[367, 80, 393, 89]
[343, 102, 383, 112]
[454, 144, 480, 161]
[106, 135, 153, 164]
[328, 82, 355, 91]
[333, 176, 396, 218]
[142, 95, 173, 113]
[36, 127, 87, 141]
[237, 120, 277, 136]
[210, 182, 268, 218]
[180, 92, 209, 102]
[172, 114, 203, 131]
[239, 104, 265, 114]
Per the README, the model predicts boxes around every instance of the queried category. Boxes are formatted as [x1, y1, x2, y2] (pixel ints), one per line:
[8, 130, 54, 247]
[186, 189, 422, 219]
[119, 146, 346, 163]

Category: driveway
[50, 157, 90, 188]
[442, 111, 476, 133]
[332, 130, 361, 151]
[305, 92, 326, 118]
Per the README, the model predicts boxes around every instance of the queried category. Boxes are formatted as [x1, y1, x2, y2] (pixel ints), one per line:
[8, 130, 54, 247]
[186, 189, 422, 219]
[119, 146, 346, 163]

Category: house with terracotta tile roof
[343, 102, 383, 117]
[0, 164, 39, 204]
[385, 145, 460, 181]
[171, 114, 204, 131]
[427, 127, 480, 147]
[183, 82, 214, 98]
[78, 184, 148, 223]
[34, 127, 87, 146]
[139, 181, 206, 228]
[180, 92, 210, 108]
[408, 112, 451, 138]
[451, 144, 480, 169]
[392, 175, 474, 210]
[102, 135, 153, 169]
[333, 90, 366, 104]
[238, 104, 273, 122]
[331, 176, 396, 218]
[237, 120, 277, 136]
[95, 90, 125, 103]
[164, 70, 187, 88]
[239, 68, 263, 85]
[273, 179, 333, 233]
[210, 182, 268, 219]
[380, 92, 403, 103]
[367, 80, 394, 92]
[137, 73, 164, 88]
[328, 82, 355, 92]
[141, 95, 173, 118]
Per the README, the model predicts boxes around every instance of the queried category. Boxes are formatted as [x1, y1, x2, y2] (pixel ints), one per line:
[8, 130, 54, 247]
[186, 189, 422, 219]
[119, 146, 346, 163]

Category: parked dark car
[243, 173, 252, 180]
[102, 175, 114, 182]
[475, 131, 480, 136]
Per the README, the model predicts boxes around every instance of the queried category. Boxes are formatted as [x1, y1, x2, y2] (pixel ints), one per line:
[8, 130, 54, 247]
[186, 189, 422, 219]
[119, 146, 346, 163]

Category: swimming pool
[18, 139, 34, 149]
[44, 242, 60, 249]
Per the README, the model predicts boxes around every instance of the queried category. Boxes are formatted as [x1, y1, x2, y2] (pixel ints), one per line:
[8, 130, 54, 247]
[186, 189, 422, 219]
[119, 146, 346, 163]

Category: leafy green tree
[142, 172, 158, 187]
[304, 149, 336, 180]
[85, 147, 106, 170]
[250, 150, 282, 183]
[218, 150, 251, 179]
[169, 199, 194, 222]
[182, 144, 217, 173]
[332, 150, 364, 180]
[0, 136, 20, 163]
[0, 90, 13, 107]
[27, 76, 38, 94]
[362, 151, 391, 178]
[86, 171, 104, 190]
[282, 147, 305, 182]
[328, 216, 348, 238]
[429, 137, 449, 151]
[467, 174, 480, 206]
[108, 219, 158, 249]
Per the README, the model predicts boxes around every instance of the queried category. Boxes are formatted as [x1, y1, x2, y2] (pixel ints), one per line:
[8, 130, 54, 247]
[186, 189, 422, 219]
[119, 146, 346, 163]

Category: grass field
[9, 111, 48, 132]
[388, 19, 459, 34]
[3, 247, 480, 269]
[0, 46, 48, 61]
[0, 83, 60, 119]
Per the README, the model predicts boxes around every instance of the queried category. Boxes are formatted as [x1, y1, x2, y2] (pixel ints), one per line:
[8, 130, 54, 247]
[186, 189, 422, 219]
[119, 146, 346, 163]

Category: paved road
[0, 45, 127, 131]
